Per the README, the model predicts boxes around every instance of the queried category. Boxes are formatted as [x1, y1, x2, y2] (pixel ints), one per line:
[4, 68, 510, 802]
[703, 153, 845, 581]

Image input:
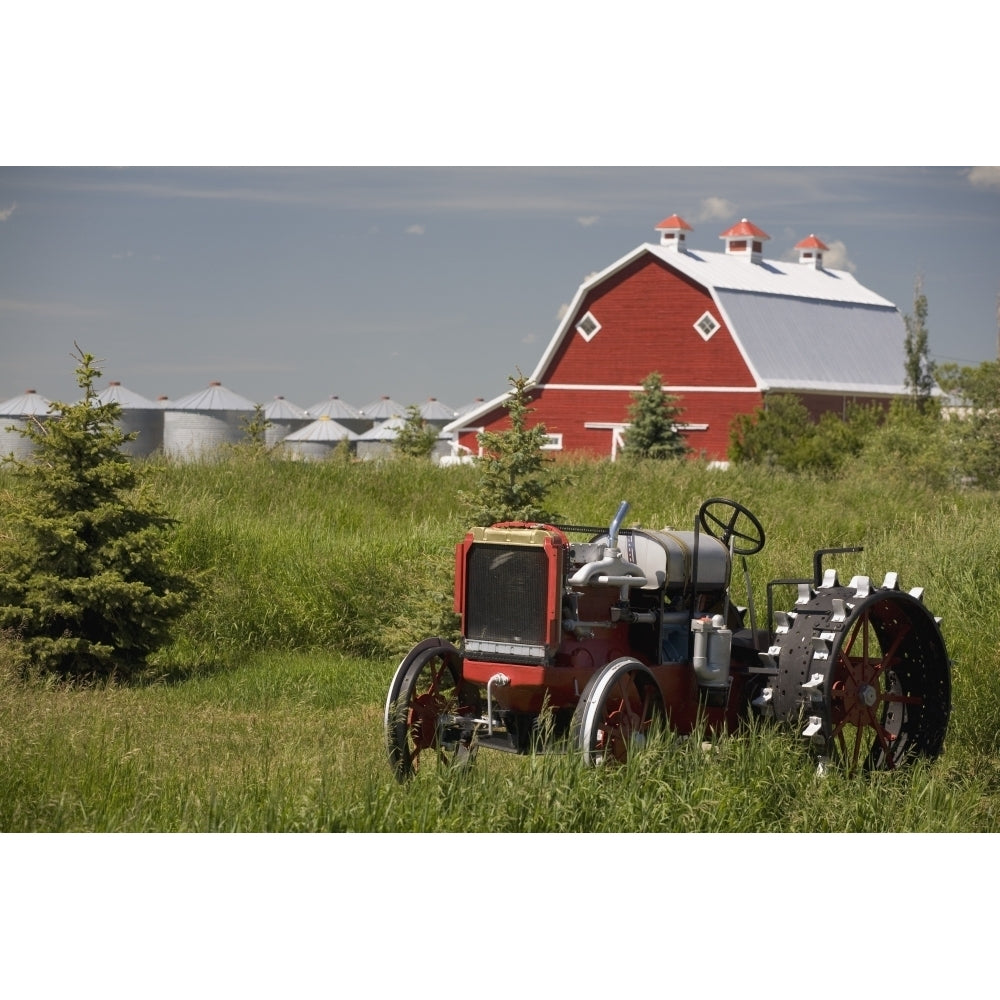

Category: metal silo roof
[168, 381, 257, 411]
[263, 396, 308, 420]
[418, 398, 458, 422]
[359, 396, 404, 420]
[0, 389, 52, 416]
[306, 395, 363, 420]
[283, 416, 358, 441]
[95, 382, 157, 408]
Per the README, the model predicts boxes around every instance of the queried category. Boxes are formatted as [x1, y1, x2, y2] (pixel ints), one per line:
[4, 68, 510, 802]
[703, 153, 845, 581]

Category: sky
[3, 165, 999, 414]
[4, 4, 998, 416]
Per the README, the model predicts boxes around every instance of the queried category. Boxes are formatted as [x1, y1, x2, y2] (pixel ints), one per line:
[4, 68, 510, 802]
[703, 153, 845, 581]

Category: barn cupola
[795, 233, 829, 269]
[654, 213, 693, 251]
[719, 218, 770, 263]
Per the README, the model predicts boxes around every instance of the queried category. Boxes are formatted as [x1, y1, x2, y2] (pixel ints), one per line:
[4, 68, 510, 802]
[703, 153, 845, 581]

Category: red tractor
[385, 498, 950, 778]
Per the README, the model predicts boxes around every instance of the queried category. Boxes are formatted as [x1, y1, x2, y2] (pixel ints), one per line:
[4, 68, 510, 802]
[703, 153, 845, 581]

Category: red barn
[447, 215, 910, 462]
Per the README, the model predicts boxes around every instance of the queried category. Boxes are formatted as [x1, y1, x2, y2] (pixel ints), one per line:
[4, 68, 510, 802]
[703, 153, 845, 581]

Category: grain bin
[418, 397, 458, 428]
[356, 414, 452, 463]
[359, 395, 404, 424]
[279, 415, 357, 461]
[0, 389, 52, 461]
[263, 396, 311, 448]
[305, 395, 372, 435]
[162, 381, 257, 461]
[95, 381, 163, 457]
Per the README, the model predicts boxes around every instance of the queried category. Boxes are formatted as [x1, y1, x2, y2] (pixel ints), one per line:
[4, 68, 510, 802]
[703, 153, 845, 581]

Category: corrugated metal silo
[1, 389, 52, 461]
[279, 415, 357, 461]
[95, 381, 163, 457]
[359, 395, 404, 424]
[305, 395, 372, 435]
[263, 396, 310, 448]
[162, 381, 258, 461]
[418, 397, 458, 427]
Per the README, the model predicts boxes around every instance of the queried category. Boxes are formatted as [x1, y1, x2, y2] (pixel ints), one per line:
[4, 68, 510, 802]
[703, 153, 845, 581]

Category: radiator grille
[465, 544, 550, 649]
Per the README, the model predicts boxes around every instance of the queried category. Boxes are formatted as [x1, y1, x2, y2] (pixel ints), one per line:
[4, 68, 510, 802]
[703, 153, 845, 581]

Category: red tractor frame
[385, 498, 951, 778]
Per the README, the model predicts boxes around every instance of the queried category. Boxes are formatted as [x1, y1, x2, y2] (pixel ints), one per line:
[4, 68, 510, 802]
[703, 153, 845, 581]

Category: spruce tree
[0, 346, 198, 677]
[393, 404, 439, 459]
[461, 372, 558, 525]
[621, 372, 690, 460]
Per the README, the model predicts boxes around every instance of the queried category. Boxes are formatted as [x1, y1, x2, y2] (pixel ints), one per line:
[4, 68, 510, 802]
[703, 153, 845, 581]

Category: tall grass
[2, 448, 999, 831]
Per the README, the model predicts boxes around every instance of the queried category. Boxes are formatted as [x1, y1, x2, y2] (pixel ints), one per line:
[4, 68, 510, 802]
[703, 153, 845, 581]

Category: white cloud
[968, 166, 1000, 189]
[521, 333, 537, 344]
[822, 239, 856, 273]
[556, 303, 570, 320]
[0, 202, 16, 222]
[697, 196, 735, 222]
[404, 223, 425, 235]
[577, 215, 599, 227]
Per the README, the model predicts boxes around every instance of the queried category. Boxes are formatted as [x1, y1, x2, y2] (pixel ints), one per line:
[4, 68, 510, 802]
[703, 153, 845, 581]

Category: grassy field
[2, 450, 1000, 832]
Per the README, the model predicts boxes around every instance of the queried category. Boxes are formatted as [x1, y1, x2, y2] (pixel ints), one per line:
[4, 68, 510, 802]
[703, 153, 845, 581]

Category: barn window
[695, 311, 720, 341]
[576, 312, 601, 342]
[541, 434, 563, 450]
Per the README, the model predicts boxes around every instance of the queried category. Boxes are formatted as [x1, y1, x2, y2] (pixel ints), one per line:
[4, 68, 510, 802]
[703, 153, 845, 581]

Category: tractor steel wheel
[825, 591, 949, 772]
[767, 580, 950, 774]
[384, 639, 471, 781]
[572, 658, 664, 767]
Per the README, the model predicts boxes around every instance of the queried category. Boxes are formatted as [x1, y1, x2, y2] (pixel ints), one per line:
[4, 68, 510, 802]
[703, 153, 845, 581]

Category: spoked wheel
[572, 658, 665, 767]
[384, 638, 476, 781]
[768, 581, 950, 774]
[826, 591, 950, 772]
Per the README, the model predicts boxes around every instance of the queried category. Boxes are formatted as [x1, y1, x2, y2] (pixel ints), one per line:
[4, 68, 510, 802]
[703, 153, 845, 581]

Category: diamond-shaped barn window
[576, 311, 601, 342]
[694, 311, 720, 341]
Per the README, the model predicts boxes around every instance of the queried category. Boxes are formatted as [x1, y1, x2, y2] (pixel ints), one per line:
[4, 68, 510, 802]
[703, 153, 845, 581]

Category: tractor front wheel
[384, 639, 474, 781]
[572, 658, 664, 767]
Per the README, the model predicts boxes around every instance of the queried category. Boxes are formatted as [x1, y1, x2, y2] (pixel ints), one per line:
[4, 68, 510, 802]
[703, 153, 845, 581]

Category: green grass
[2, 449, 1000, 831]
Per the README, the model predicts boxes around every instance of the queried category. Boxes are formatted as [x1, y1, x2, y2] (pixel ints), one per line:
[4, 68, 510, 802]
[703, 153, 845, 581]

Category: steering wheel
[698, 498, 765, 556]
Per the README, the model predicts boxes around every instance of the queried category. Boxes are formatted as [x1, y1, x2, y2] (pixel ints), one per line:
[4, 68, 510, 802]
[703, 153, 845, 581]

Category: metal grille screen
[465, 544, 549, 645]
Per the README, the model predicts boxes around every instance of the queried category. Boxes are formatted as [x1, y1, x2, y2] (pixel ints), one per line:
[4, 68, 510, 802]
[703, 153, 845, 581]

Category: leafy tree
[903, 274, 936, 413]
[460, 372, 559, 525]
[393, 404, 439, 459]
[620, 372, 690, 460]
[936, 359, 1000, 487]
[729, 393, 813, 468]
[0, 346, 199, 677]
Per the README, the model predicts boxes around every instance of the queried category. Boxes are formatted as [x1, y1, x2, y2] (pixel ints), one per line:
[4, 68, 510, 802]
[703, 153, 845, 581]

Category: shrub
[0, 347, 199, 677]
[460, 372, 560, 525]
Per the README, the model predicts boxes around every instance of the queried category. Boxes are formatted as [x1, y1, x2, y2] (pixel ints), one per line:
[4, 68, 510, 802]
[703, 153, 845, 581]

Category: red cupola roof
[795, 233, 829, 251]
[720, 218, 771, 240]
[655, 213, 693, 231]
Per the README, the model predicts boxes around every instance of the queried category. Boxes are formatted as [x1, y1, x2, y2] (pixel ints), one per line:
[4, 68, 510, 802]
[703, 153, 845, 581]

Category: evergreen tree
[903, 274, 936, 413]
[621, 372, 689, 460]
[0, 346, 199, 677]
[460, 372, 559, 525]
[393, 404, 439, 459]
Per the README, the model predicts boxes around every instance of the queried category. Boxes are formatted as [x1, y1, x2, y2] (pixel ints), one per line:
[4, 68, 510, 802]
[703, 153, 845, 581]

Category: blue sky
[4, 6, 998, 414]
[3, 166, 999, 413]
